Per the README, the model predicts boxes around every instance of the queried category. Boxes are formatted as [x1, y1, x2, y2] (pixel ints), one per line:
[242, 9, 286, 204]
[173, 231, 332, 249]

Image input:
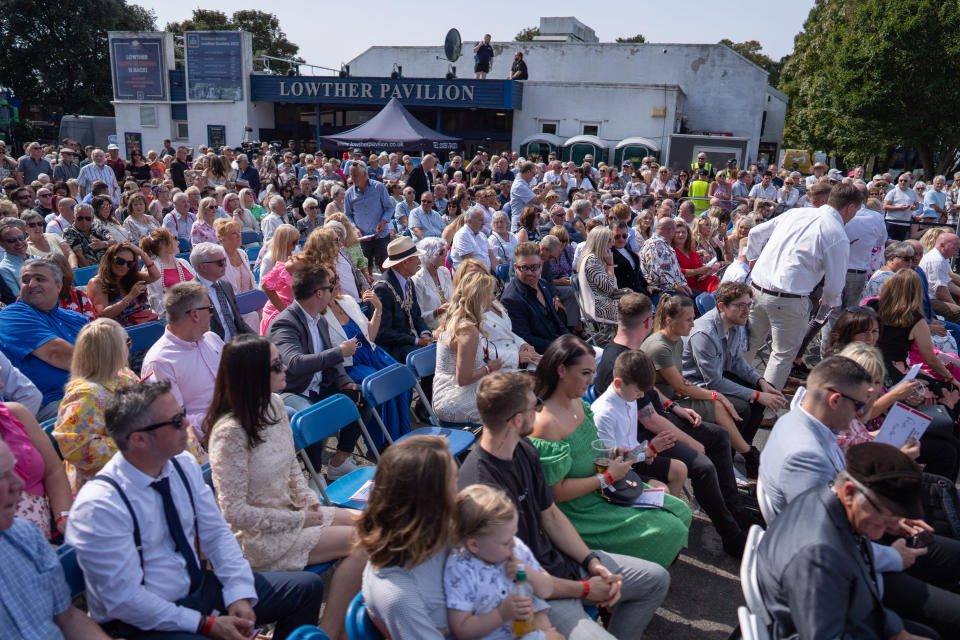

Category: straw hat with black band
[381, 236, 425, 270]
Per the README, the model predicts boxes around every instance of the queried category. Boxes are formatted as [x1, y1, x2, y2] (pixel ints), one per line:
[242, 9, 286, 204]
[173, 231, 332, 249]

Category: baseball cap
[352, 147, 362, 154]
[845, 442, 923, 519]
[827, 168, 843, 181]
[602, 199, 618, 209]
[727, 158, 738, 166]
[621, 160, 632, 167]
[107, 143, 119, 150]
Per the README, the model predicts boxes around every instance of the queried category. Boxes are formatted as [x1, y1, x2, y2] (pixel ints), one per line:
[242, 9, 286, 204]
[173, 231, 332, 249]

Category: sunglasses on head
[135, 408, 187, 433]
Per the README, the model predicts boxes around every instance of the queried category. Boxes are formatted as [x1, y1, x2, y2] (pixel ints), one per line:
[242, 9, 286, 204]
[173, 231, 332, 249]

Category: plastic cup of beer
[592, 438, 613, 475]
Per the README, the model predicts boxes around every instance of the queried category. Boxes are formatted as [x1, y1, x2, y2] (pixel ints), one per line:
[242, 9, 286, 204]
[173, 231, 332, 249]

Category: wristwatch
[581, 551, 601, 571]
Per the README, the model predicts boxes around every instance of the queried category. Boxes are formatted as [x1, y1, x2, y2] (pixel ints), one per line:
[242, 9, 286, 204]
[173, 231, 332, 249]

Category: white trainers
[326, 456, 359, 482]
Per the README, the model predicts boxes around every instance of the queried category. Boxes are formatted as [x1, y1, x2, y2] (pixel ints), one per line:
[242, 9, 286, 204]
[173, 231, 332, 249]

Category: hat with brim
[846, 442, 923, 519]
[382, 236, 424, 269]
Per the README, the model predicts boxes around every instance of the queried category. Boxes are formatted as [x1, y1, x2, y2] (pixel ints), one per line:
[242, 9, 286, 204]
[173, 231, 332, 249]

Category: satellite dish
[444, 28, 462, 62]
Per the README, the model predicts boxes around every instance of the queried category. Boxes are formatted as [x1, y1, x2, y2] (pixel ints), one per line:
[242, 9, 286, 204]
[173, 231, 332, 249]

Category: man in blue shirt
[14, 141, 52, 186]
[409, 192, 445, 239]
[509, 162, 548, 230]
[0, 259, 88, 420]
[234, 154, 260, 195]
[0, 219, 28, 296]
[344, 162, 394, 269]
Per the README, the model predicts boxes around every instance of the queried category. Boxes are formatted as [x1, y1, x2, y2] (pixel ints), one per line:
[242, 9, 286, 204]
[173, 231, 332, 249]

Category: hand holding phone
[906, 530, 934, 549]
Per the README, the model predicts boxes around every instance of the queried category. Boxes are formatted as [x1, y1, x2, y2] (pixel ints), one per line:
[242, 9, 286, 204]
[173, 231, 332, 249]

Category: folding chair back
[57, 545, 85, 599]
[126, 322, 166, 355]
[345, 592, 386, 640]
[236, 289, 268, 314]
[72, 265, 99, 288]
[740, 524, 771, 625]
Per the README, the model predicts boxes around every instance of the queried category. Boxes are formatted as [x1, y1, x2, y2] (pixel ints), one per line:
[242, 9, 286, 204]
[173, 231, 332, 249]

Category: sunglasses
[136, 408, 187, 433]
[203, 259, 227, 267]
[75, 215, 93, 221]
[269, 359, 285, 374]
[827, 386, 867, 412]
[515, 263, 541, 272]
[114, 257, 138, 268]
[26, 221, 43, 228]
[613, 234, 628, 239]
[2, 234, 26, 244]
[192, 305, 215, 314]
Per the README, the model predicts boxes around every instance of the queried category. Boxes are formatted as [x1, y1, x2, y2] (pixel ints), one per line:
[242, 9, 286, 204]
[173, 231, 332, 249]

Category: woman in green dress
[530, 334, 691, 568]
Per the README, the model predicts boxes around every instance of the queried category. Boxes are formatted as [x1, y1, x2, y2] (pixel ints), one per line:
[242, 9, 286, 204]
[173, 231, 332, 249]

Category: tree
[779, 0, 960, 178]
[718, 39, 785, 86]
[166, 9, 301, 74]
[514, 27, 541, 42]
[0, 0, 155, 118]
[616, 34, 646, 43]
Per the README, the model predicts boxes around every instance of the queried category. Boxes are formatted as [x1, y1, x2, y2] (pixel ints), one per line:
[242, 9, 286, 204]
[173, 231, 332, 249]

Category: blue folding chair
[41, 418, 61, 459]
[246, 245, 261, 264]
[126, 321, 166, 355]
[583, 384, 597, 404]
[695, 292, 716, 315]
[362, 364, 475, 457]
[404, 344, 480, 431]
[290, 394, 377, 509]
[236, 289, 268, 315]
[346, 592, 385, 640]
[57, 545, 85, 599]
[241, 230, 263, 246]
[72, 265, 99, 288]
[288, 627, 332, 640]
[177, 237, 192, 253]
[201, 462, 214, 492]
[176, 251, 192, 261]
[496, 262, 510, 282]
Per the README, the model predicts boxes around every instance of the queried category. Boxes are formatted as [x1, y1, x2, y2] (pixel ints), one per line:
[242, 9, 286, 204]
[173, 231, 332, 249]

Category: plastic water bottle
[511, 564, 536, 638]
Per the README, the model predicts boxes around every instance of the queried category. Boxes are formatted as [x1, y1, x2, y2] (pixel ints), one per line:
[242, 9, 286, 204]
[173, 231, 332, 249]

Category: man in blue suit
[501, 241, 569, 354]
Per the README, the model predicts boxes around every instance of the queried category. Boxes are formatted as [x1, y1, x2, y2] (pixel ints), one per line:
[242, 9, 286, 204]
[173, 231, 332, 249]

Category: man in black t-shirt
[473, 34, 494, 79]
[459, 371, 669, 639]
[595, 294, 752, 557]
[169, 146, 191, 191]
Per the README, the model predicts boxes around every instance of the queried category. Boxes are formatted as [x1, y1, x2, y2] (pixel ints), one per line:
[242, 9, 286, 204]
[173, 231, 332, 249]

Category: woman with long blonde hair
[432, 271, 502, 424]
[577, 226, 628, 323]
[259, 224, 302, 334]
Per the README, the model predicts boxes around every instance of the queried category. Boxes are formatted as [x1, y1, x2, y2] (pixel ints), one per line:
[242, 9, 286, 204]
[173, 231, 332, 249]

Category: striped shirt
[76, 162, 120, 205]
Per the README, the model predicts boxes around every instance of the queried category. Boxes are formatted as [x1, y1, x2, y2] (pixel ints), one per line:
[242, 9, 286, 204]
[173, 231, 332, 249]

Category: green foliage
[780, 0, 960, 177]
[0, 0, 156, 116]
[616, 34, 646, 43]
[514, 27, 541, 42]
[166, 9, 302, 73]
[718, 39, 785, 86]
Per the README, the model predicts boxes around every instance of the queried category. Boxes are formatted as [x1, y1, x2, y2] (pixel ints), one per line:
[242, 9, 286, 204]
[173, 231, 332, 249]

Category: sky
[136, 1, 816, 73]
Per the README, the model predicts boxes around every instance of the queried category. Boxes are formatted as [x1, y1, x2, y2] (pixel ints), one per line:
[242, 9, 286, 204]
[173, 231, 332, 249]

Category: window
[139, 105, 158, 128]
[541, 121, 558, 135]
[174, 122, 189, 140]
[582, 122, 600, 136]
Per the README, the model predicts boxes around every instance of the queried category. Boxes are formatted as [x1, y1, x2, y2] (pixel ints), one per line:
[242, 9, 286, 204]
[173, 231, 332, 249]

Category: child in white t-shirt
[444, 484, 561, 640]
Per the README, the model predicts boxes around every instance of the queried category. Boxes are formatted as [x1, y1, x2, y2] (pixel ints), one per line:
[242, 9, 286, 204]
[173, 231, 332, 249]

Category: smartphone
[248, 628, 262, 640]
[626, 440, 648, 462]
[906, 530, 934, 549]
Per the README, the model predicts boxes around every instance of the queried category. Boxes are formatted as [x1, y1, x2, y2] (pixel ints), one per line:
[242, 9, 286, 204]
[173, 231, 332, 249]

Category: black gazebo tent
[319, 98, 461, 153]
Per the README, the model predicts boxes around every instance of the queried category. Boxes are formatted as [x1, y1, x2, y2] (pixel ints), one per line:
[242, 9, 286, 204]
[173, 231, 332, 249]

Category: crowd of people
[2, 136, 960, 639]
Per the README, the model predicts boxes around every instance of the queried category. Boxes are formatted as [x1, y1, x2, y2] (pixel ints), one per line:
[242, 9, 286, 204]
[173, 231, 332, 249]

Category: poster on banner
[873, 402, 931, 449]
[186, 31, 244, 101]
[124, 132, 142, 159]
[110, 37, 165, 101]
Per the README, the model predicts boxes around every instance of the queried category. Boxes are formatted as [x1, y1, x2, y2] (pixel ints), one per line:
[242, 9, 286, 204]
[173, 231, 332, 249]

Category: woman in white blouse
[487, 210, 518, 267]
[410, 237, 453, 331]
[121, 192, 159, 242]
[454, 258, 541, 371]
[223, 192, 261, 234]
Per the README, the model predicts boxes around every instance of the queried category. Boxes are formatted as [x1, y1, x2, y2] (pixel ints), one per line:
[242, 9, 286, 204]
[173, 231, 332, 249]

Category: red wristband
[662, 400, 673, 411]
[752, 390, 760, 403]
[580, 579, 591, 599]
[711, 390, 717, 403]
[55, 515, 68, 527]
[202, 616, 216, 636]
[602, 471, 615, 486]
[649, 443, 659, 455]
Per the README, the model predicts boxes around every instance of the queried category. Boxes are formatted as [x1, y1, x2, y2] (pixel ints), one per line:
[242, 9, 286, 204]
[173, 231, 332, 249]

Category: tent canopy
[319, 98, 461, 153]
[615, 136, 661, 153]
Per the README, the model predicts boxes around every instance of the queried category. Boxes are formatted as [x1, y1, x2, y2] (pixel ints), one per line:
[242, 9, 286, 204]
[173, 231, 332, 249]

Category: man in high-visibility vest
[691, 153, 713, 179]
[688, 168, 711, 214]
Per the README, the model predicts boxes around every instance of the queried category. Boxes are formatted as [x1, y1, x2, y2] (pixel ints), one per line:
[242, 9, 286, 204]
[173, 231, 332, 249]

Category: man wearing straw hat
[373, 236, 434, 364]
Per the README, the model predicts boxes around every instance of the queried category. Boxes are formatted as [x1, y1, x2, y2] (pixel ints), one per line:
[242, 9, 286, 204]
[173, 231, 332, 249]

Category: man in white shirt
[748, 171, 778, 209]
[451, 206, 495, 270]
[161, 193, 197, 243]
[819, 182, 888, 355]
[509, 162, 548, 230]
[76, 148, 121, 205]
[804, 162, 827, 188]
[919, 232, 960, 323]
[542, 160, 570, 199]
[259, 194, 288, 244]
[745, 183, 862, 391]
[65, 380, 324, 639]
[883, 172, 920, 241]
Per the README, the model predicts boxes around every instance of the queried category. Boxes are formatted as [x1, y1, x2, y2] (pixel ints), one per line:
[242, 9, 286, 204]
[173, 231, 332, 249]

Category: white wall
[348, 42, 774, 160]
[762, 87, 788, 144]
[513, 82, 683, 159]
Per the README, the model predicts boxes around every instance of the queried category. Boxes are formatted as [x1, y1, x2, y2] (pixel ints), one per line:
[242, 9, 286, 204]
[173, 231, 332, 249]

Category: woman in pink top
[260, 227, 325, 335]
[142, 228, 195, 317]
[0, 402, 72, 538]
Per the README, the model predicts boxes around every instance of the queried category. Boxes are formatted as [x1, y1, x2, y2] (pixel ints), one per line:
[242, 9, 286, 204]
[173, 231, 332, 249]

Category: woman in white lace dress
[432, 271, 504, 424]
[205, 335, 365, 640]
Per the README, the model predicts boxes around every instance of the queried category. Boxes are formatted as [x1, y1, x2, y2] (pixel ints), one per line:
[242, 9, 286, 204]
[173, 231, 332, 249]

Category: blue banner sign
[111, 37, 165, 101]
[186, 31, 244, 101]
[250, 76, 521, 110]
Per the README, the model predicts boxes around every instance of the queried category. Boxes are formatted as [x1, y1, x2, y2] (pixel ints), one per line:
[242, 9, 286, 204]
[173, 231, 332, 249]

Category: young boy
[592, 350, 687, 496]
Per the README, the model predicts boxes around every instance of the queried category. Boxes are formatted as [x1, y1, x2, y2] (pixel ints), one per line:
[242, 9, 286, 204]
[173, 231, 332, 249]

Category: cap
[827, 168, 843, 180]
[352, 147, 362, 154]
[621, 160, 632, 166]
[107, 143, 119, 150]
[602, 198, 618, 209]
[727, 158, 738, 166]
[845, 442, 923, 519]
[60, 148, 74, 154]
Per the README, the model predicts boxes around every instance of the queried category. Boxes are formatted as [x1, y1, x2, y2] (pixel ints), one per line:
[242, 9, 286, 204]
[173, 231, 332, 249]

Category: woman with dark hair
[91, 194, 131, 243]
[359, 435, 459, 639]
[206, 334, 364, 640]
[530, 334, 691, 567]
[825, 307, 882, 356]
[515, 205, 542, 244]
[125, 149, 151, 182]
[86, 242, 160, 326]
[121, 192, 159, 240]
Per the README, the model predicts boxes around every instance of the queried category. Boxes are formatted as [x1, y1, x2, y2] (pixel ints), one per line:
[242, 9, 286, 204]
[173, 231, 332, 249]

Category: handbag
[599, 468, 647, 507]
[920, 472, 960, 540]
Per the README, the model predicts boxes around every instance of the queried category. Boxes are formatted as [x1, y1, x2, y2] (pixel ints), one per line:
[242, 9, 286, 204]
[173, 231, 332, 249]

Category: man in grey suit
[190, 243, 254, 341]
[267, 264, 365, 480]
[758, 443, 936, 640]
[760, 356, 960, 636]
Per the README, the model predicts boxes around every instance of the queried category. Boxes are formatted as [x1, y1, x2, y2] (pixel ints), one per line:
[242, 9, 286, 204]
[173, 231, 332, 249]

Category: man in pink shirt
[141, 281, 223, 437]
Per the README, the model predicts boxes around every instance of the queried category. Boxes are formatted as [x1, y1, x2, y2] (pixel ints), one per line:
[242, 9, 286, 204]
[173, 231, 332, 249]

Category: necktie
[151, 476, 203, 592]
[214, 283, 234, 339]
